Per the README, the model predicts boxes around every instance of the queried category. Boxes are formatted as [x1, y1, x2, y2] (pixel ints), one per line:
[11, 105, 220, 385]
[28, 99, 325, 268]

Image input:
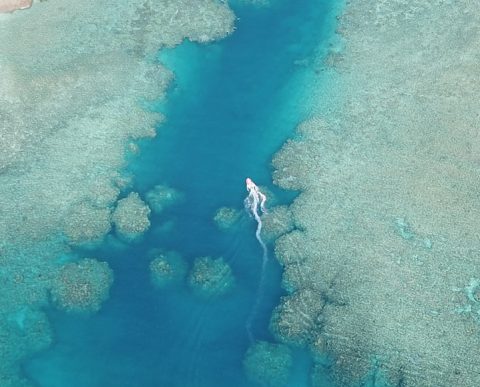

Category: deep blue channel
[25, 1, 338, 386]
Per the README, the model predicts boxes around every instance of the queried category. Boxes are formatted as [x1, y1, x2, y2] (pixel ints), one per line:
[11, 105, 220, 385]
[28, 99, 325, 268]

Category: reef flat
[0, 1, 233, 385]
[272, 0, 480, 385]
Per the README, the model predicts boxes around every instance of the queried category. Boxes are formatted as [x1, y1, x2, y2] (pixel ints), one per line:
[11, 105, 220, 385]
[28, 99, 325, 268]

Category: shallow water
[24, 1, 339, 386]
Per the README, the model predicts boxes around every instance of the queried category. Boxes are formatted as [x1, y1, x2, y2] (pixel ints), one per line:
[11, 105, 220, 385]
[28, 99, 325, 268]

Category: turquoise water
[24, 1, 338, 386]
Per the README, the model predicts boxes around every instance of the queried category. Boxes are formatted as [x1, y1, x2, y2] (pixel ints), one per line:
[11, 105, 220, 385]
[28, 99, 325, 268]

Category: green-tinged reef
[0, 0, 234, 383]
[188, 256, 235, 298]
[270, 0, 480, 385]
[149, 249, 187, 289]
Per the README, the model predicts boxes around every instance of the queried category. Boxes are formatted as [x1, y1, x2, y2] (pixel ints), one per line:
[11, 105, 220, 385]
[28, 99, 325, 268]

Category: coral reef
[0, 0, 234, 247]
[63, 202, 112, 245]
[258, 185, 278, 207]
[213, 206, 241, 230]
[270, 0, 480, 384]
[188, 256, 235, 298]
[50, 258, 114, 313]
[112, 192, 151, 240]
[260, 205, 294, 242]
[453, 279, 480, 322]
[243, 341, 293, 387]
[270, 287, 325, 347]
[149, 249, 187, 288]
[0, 0, 235, 382]
[273, 230, 312, 292]
[1, 308, 52, 387]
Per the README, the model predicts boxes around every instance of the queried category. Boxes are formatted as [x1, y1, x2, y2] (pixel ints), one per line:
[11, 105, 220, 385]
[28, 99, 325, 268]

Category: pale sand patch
[0, 0, 31, 13]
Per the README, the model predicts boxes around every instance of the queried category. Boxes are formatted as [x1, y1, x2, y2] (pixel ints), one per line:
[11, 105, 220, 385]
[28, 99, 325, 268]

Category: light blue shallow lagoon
[24, 1, 339, 386]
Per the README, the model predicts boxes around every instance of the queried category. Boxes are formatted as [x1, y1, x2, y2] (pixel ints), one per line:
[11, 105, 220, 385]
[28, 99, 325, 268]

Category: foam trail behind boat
[244, 177, 268, 342]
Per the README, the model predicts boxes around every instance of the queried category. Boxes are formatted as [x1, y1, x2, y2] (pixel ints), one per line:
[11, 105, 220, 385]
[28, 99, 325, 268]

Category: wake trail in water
[244, 177, 268, 342]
